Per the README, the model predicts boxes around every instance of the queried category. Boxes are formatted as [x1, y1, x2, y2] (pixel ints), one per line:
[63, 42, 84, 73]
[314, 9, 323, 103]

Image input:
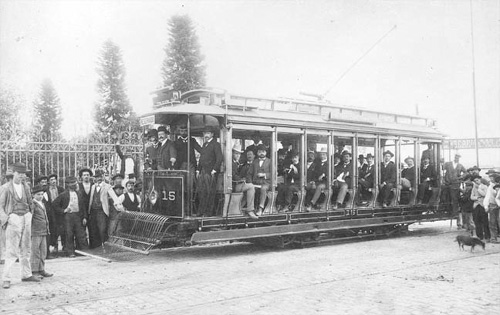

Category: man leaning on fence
[0, 163, 41, 289]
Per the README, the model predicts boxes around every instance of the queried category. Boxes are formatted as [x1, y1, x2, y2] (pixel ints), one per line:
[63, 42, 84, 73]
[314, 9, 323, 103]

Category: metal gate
[0, 131, 144, 185]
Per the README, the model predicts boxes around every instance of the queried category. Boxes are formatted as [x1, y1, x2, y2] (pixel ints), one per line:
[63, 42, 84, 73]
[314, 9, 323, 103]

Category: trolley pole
[470, 0, 480, 167]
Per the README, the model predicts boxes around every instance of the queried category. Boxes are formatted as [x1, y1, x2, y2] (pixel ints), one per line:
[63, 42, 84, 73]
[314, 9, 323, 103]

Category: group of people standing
[0, 162, 141, 289]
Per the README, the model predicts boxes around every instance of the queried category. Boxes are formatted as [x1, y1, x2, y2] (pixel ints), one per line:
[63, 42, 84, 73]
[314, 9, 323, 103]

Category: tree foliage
[94, 39, 136, 133]
[33, 79, 63, 140]
[161, 15, 206, 92]
[0, 85, 22, 139]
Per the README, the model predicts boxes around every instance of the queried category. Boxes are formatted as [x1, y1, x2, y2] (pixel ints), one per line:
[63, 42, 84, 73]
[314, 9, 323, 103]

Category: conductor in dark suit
[417, 156, 437, 204]
[157, 126, 177, 170]
[196, 126, 223, 216]
[247, 144, 272, 216]
[379, 150, 396, 207]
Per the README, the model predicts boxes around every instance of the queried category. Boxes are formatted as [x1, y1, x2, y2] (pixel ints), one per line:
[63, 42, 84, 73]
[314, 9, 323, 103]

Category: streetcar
[109, 87, 450, 253]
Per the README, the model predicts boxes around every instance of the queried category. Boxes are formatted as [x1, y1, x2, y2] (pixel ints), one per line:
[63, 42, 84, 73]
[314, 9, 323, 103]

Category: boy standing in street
[31, 185, 53, 278]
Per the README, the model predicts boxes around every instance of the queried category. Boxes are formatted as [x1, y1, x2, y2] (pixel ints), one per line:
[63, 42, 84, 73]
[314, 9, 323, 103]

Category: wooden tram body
[130, 88, 450, 249]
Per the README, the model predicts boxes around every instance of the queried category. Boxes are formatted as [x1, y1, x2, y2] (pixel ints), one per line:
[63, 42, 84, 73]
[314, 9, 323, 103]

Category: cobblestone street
[1, 221, 499, 315]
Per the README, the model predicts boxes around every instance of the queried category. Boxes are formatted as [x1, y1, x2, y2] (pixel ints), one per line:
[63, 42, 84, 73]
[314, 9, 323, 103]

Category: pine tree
[94, 39, 134, 133]
[33, 79, 63, 140]
[161, 15, 206, 92]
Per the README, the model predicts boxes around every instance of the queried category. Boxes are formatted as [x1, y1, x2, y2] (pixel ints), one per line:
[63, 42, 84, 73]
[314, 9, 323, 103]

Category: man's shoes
[382, 204, 388, 208]
[247, 211, 259, 220]
[305, 205, 311, 212]
[256, 207, 264, 216]
[2, 281, 10, 289]
[39, 271, 53, 278]
[22, 276, 41, 282]
[69, 254, 76, 258]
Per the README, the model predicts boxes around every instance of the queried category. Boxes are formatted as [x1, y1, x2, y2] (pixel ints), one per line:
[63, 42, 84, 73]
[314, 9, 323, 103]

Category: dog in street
[455, 235, 485, 252]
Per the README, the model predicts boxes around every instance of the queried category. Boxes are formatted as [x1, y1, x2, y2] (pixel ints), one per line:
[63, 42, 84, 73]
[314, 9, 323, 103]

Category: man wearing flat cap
[52, 176, 88, 257]
[0, 163, 40, 288]
[145, 129, 161, 170]
[443, 153, 467, 228]
[379, 150, 397, 207]
[196, 125, 223, 216]
[157, 126, 177, 170]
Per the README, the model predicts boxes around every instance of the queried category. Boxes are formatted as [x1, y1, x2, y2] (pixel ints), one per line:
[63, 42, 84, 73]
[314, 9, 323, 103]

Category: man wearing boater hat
[0, 163, 41, 289]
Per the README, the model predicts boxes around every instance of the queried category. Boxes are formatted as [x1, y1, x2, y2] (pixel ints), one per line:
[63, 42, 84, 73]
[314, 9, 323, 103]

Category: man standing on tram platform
[196, 126, 223, 217]
[247, 144, 272, 216]
[157, 126, 177, 170]
[145, 129, 161, 170]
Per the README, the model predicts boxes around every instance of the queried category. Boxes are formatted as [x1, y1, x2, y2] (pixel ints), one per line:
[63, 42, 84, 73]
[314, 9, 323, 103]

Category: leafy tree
[94, 39, 136, 133]
[161, 15, 206, 92]
[0, 84, 23, 139]
[33, 79, 63, 140]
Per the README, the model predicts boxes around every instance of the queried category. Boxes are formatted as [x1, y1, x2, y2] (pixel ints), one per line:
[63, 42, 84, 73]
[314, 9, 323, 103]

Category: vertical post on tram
[186, 114, 192, 218]
[326, 131, 333, 211]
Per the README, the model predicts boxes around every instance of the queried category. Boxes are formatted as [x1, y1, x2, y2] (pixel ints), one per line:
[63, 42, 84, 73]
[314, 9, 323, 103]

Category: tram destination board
[143, 170, 186, 217]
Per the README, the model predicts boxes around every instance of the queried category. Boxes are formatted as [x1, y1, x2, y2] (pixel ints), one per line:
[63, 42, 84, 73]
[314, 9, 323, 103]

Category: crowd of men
[0, 162, 142, 289]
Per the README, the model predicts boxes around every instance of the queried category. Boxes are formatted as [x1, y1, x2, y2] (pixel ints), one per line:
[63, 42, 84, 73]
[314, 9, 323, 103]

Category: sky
[1, 0, 499, 144]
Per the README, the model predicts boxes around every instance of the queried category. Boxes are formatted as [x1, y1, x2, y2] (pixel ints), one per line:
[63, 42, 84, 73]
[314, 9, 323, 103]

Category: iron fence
[0, 131, 144, 187]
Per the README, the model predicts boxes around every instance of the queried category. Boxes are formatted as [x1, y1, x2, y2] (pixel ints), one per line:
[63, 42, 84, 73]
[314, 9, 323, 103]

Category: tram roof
[143, 88, 445, 139]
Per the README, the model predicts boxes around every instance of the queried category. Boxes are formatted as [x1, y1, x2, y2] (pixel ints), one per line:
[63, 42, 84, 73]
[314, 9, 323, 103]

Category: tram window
[357, 137, 376, 206]
[379, 139, 397, 207]
[399, 140, 416, 205]
[417, 141, 439, 204]
[305, 133, 329, 210]
[276, 133, 303, 212]
[332, 135, 354, 209]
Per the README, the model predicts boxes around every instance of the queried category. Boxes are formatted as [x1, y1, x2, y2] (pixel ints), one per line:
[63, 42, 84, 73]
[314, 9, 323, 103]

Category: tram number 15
[162, 190, 176, 201]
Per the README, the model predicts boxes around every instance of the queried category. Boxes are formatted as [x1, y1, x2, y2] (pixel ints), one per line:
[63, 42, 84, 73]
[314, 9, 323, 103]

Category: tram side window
[418, 141, 438, 204]
[399, 140, 416, 205]
[379, 139, 397, 207]
[357, 137, 376, 206]
[276, 135, 302, 212]
[305, 135, 328, 211]
[332, 136, 354, 209]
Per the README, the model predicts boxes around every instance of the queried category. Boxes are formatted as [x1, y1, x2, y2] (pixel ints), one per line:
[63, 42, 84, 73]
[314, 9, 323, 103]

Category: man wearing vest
[0, 163, 40, 289]
[87, 170, 121, 248]
[118, 181, 141, 212]
[52, 176, 88, 257]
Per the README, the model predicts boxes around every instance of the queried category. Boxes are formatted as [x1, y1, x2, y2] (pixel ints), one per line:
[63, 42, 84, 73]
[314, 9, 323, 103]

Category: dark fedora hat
[157, 126, 169, 134]
[202, 125, 218, 133]
[32, 185, 45, 194]
[48, 174, 58, 180]
[35, 175, 48, 183]
[383, 150, 394, 157]
[65, 176, 78, 185]
[78, 168, 93, 177]
[341, 150, 352, 157]
[112, 173, 124, 181]
[256, 144, 267, 152]
[12, 162, 29, 173]
[366, 153, 374, 159]
[94, 169, 105, 178]
[147, 129, 158, 138]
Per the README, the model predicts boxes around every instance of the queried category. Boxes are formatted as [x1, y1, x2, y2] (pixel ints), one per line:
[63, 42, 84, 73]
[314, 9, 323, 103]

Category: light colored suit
[87, 182, 120, 216]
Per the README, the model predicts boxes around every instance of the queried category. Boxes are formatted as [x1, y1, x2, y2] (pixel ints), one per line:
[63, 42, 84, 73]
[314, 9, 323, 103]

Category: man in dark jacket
[333, 151, 353, 209]
[359, 153, 375, 203]
[196, 126, 223, 216]
[52, 177, 88, 257]
[157, 126, 177, 170]
[379, 150, 396, 207]
[30, 185, 52, 278]
[232, 145, 257, 219]
[417, 156, 437, 204]
[307, 148, 329, 211]
[443, 153, 467, 228]
[277, 150, 301, 212]
[174, 124, 202, 171]
[144, 129, 161, 170]
[43, 174, 65, 257]
[247, 144, 272, 216]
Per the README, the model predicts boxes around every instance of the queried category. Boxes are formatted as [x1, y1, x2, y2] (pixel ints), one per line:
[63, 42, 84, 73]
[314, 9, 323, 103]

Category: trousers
[2, 212, 33, 281]
[65, 212, 88, 254]
[31, 235, 47, 273]
[89, 208, 108, 248]
[235, 182, 255, 211]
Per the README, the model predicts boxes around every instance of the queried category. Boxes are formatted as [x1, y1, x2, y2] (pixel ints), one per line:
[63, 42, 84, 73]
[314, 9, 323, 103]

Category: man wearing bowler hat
[379, 150, 397, 208]
[0, 163, 41, 289]
[157, 126, 177, 170]
[196, 125, 223, 216]
[443, 153, 467, 228]
[52, 176, 88, 258]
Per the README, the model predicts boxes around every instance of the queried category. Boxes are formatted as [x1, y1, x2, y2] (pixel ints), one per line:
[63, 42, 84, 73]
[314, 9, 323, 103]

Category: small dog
[455, 235, 485, 252]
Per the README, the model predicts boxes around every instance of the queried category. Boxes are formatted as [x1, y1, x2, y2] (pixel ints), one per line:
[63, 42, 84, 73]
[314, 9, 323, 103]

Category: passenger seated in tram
[421, 143, 435, 167]
[244, 131, 264, 160]
[358, 153, 375, 204]
[333, 153, 341, 167]
[358, 154, 368, 175]
[306, 148, 328, 211]
[417, 156, 437, 204]
[378, 150, 397, 208]
[195, 126, 223, 217]
[247, 144, 271, 216]
[305, 150, 317, 206]
[400, 157, 416, 204]
[231, 145, 257, 219]
[332, 150, 353, 209]
[276, 150, 300, 212]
